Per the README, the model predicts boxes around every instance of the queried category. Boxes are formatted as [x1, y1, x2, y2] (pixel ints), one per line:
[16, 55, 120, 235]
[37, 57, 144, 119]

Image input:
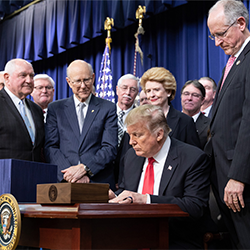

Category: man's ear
[156, 128, 164, 142]
[66, 77, 72, 88]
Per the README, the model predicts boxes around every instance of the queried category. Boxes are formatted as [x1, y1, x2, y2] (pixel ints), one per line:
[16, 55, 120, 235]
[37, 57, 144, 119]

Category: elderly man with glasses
[31, 74, 55, 122]
[205, 0, 250, 248]
[44, 60, 117, 190]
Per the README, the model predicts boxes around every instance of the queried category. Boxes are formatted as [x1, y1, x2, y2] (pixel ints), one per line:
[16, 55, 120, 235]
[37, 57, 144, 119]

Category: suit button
[211, 131, 215, 136]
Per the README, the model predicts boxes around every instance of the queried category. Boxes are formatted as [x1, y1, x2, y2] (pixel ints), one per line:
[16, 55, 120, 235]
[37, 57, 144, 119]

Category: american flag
[96, 44, 115, 103]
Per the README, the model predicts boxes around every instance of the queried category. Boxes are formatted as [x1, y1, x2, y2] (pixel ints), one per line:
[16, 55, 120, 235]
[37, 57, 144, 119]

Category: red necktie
[142, 157, 155, 195]
[220, 56, 236, 91]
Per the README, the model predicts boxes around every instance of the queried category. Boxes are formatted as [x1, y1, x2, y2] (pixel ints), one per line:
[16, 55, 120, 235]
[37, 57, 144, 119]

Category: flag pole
[104, 17, 114, 52]
[96, 17, 115, 103]
[133, 5, 146, 76]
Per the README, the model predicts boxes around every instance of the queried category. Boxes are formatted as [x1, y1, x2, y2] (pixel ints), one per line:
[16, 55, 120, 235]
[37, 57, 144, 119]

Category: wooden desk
[18, 203, 188, 249]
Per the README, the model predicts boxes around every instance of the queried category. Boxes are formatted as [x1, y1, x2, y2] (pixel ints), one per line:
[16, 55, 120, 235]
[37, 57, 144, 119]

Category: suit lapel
[64, 96, 80, 139]
[196, 114, 209, 136]
[1, 89, 31, 134]
[158, 139, 178, 195]
[166, 103, 179, 136]
[79, 95, 99, 146]
[211, 42, 250, 123]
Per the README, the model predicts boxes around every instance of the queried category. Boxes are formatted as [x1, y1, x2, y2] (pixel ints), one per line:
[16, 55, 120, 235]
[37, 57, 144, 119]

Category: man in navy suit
[45, 60, 117, 189]
[0, 58, 44, 162]
[206, 0, 250, 248]
[109, 105, 214, 249]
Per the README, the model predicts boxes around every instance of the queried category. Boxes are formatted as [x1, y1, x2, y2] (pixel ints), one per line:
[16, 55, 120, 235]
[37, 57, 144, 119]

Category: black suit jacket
[205, 41, 250, 203]
[167, 103, 201, 148]
[118, 138, 213, 248]
[195, 113, 210, 149]
[0, 88, 45, 162]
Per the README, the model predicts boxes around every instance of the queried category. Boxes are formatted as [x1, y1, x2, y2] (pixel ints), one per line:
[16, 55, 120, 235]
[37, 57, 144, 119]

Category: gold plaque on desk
[36, 183, 109, 204]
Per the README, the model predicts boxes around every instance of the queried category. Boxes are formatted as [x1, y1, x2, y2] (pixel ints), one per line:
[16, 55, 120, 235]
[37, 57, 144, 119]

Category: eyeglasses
[182, 91, 202, 99]
[71, 78, 93, 86]
[119, 85, 138, 93]
[34, 86, 54, 91]
[209, 20, 237, 41]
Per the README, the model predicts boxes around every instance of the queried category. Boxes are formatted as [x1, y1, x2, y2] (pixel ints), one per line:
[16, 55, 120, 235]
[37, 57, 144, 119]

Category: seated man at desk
[109, 104, 216, 249]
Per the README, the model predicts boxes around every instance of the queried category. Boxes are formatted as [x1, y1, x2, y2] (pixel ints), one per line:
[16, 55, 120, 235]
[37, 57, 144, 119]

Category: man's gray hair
[4, 58, 33, 75]
[117, 74, 140, 90]
[199, 76, 217, 92]
[34, 74, 55, 87]
[209, 0, 249, 26]
[125, 104, 171, 137]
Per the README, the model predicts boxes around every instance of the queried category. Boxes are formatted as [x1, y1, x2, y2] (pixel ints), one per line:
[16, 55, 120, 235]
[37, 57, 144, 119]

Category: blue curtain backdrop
[0, 0, 248, 110]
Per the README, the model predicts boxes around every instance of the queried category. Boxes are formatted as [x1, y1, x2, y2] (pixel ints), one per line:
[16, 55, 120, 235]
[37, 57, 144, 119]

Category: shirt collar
[234, 36, 250, 58]
[192, 112, 201, 122]
[73, 93, 92, 108]
[116, 103, 134, 114]
[152, 136, 171, 164]
[4, 86, 23, 107]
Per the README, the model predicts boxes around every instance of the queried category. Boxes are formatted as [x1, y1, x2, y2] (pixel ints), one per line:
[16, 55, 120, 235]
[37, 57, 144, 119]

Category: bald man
[44, 60, 117, 189]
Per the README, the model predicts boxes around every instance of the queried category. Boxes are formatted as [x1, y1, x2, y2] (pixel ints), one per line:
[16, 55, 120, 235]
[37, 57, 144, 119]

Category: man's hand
[109, 190, 147, 204]
[61, 164, 87, 183]
[76, 175, 90, 183]
[109, 189, 116, 200]
[224, 179, 245, 212]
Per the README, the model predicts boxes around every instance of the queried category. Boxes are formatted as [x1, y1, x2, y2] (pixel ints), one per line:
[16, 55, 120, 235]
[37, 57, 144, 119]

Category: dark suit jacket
[118, 138, 212, 248]
[167, 103, 201, 148]
[44, 94, 118, 189]
[115, 104, 201, 185]
[205, 41, 250, 203]
[195, 112, 210, 149]
[0, 88, 44, 162]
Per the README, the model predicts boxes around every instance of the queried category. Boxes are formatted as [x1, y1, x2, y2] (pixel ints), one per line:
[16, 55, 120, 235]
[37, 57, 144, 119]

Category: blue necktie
[19, 100, 35, 144]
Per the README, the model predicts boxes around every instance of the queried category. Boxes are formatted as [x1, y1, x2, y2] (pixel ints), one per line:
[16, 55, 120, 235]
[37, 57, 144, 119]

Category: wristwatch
[84, 165, 94, 177]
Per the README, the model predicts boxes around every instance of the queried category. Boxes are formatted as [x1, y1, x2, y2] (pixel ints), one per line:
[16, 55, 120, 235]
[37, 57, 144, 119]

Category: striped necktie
[118, 110, 125, 146]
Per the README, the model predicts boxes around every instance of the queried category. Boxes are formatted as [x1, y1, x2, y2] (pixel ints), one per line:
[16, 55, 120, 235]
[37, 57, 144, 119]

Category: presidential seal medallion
[0, 194, 21, 250]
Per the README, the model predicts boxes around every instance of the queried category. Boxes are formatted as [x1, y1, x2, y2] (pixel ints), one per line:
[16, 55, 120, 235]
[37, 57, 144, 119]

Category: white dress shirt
[137, 136, 171, 203]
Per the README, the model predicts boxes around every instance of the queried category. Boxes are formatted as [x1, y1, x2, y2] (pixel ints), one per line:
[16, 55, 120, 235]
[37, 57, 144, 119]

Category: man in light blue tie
[0, 58, 45, 162]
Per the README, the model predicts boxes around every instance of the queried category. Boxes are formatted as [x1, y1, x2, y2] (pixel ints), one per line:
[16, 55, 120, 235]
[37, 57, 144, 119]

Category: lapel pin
[92, 110, 94, 113]
[236, 60, 240, 65]
[167, 165, 172, 171]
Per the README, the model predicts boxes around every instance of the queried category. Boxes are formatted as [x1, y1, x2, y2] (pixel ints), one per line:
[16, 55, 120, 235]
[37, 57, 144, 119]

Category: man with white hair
[0, 58, 44, 162]
[114, 74, 139, 185]
[116, 74, 139, 146]
[31, 74, 55, 122]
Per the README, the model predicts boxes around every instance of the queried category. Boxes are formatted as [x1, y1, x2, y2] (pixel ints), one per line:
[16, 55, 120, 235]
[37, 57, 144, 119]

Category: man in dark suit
[181, 79, 210, 149]
[0, 58, 44, 162]
[206, 0, 250, 248]
[109, 104, 214, 249]
[44, 60, 117, 190]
